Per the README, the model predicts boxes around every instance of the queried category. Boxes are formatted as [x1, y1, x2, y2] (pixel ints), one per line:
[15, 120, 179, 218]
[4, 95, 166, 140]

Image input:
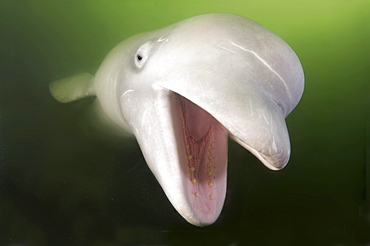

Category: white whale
[49, 13, 304, 226]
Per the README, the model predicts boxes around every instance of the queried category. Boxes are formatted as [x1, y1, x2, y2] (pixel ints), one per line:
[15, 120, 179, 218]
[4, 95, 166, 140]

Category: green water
[0, 0, 369, 245]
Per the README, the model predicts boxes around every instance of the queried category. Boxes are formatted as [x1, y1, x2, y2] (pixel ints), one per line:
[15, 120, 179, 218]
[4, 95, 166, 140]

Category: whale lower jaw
[169, 93, 229, 226]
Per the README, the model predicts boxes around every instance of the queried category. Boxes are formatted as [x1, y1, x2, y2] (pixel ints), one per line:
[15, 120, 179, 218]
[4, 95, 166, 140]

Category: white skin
[52, 13, 304, 226]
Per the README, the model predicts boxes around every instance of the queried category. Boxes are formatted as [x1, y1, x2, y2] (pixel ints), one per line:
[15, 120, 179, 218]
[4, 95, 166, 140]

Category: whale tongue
[172, 93, 228, 225]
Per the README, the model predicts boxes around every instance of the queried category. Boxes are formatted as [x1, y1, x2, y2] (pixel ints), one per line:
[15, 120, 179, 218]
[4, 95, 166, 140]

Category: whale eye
[134, 42, 152, 68]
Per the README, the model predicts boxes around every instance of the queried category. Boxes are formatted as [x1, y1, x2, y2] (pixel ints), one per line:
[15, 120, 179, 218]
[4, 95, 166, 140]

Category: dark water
[0, 1, 369, 245]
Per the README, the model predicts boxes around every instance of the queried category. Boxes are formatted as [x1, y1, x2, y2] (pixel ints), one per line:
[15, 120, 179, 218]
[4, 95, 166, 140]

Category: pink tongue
[176, 94, 228, 221]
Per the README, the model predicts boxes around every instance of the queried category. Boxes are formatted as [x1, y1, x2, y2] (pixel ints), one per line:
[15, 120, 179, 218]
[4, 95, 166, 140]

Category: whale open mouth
[170, 93, 229, 225]
[122, 82, 292, 226]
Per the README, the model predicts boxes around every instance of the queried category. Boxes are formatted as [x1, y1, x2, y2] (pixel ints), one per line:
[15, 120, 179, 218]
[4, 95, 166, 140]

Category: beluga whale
[49, 13, 304, 226]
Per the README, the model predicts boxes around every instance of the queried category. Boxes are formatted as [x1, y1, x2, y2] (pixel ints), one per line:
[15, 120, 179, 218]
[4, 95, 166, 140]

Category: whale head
[50, 13, 304, 226]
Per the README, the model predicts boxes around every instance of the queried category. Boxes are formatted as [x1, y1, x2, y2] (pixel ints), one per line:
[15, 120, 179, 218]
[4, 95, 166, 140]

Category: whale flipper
[49, 73, 95, 103]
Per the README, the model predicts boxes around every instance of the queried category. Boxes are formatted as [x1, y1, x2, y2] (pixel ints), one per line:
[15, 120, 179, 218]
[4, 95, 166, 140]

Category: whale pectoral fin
[49, 73, 95, 103]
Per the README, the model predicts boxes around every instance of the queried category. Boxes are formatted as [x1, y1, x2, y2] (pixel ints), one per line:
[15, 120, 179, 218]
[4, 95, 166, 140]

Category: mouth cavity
[173, 92, 228, 224]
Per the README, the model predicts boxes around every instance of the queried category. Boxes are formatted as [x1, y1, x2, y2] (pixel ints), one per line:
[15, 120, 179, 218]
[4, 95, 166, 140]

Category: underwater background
[0, 0, 369, 245]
